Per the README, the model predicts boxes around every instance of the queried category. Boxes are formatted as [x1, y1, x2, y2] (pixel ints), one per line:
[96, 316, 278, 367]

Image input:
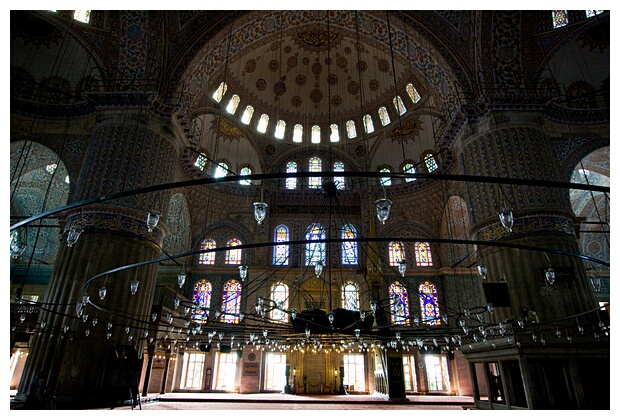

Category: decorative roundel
[337, 56, 347, 68]
[265, 144, 276, 155]
[291, 95, 302, 107]
[244, 59, 257, 73]
[325, 57, 332, 66]
[256, 78, 267, 91]
[284, 45, 292, 54]
[312, 62, 323, 75]
[356, 60, 367, 72]
[369, 79, 379, 91]
[269, 60, 280, 71]
[270, 40, 280, 51]
[310, 89, 323, 103]
[247, 352, 257, 361]
[302, 57, 310, 65]
[344, 46, 352, 54]
[287, 56, 298, 69]
[355, 145, 366, 157]
[378, 58, 390, 72]
[347, 80, 360, 95]
[331, 95, 342, 107]
[327, 73, 338, 85]
[295, 74, 306, 86]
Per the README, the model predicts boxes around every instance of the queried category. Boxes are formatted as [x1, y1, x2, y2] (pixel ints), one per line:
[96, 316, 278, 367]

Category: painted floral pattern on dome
[244, 58, 257, 73]
[295, 74, 306, 86]
[337, 56, 347, 69]
[378, 58, 390, 72]
[347, 80, 360, 95]
[311, 62, 323, 75]
[327, 73, 338, 85]
[369, 79, 379, 91]
[310, 89, 323, 103]
[331, 95, 342, 107]
[269, 59, 279, 72]
[291, 96, 302, 107]
[287, 56, 298, 69]
[356, 60, 367, 72]
[256, 78, 267, 91]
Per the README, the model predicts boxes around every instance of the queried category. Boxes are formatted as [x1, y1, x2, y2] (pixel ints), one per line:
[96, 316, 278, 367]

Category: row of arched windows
[552, 10, 604, 28]
[198, 238, 243, 265]
[191, 279, 440, 326]
[212, 82, 421, 143]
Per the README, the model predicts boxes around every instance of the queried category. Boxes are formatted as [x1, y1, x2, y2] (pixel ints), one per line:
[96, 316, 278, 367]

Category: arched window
[257, 114, 269, 133]
[334, 161, 345, 190]
[346, 120, 357, 139]
[341, 224, 358, 265]
[378, 107, 391, 126]
[393, 96, 407, 115]
[389, 241, 405, 267]
[305, 223, 325, 266]
[293, 124, 303, 143]
[192, 280, 212, 324]
[330, 124, 340, 142]
[423, 153, 438, 172]
[221, 279, 242, 324]
[380, 168, 391, 186]
[270, 283, 289, 322]
[226, 94, 240, 114]
[406, 83, 421, 103]
[403, 163, 416, 182]
[214, 162, 228, 178]
[199, 239, 216, 265]
[342, 282, 360, 311]
[239, 167, 251, 185]
[389, 281, 410, 325]
[213, 82, 227, 103]
[309, 157, 322, 189]
[311, 125, 321, 144]
[419, 281, 440, 326]
[194, 153, 207, 171]
[363, 114, 375, 133]
[225, 238, 242, 265]
[552, 10, 569, 28]
[275, 120, 286, 139]
[273, 225, 289, 265]
[286, 161, 297, 190]
[241, 105, 254, 125]
[415, 242, 433, 266]
[73, 10, 91, 24]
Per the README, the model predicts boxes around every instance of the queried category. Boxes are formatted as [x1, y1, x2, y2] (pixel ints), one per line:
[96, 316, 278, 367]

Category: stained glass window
[273, 225, 289, 265]
[270, 283, 289, 322]
[275, 120, 286, 139]
[286, 161, 297, 190]
[293, 124, 303, 143]
[346, 120, 357, 139]
[406, 83, 421, 103]
[380, 168, 391, 186]
[311, 125, 321, 144]
[305, 223, 325, 266]
[239, 167, 251, 185]
[213, 82, 227, 103]
[586, 10, 604, 18]
[214, 162, 228, 178]
[342, 282, 360, 311]
[73, 10, 91, 24]
[415, 242, 433, 267]
[45, 163, 57, 174]
[403, 163, 416, 182]
[309, 157, 322, 189]
[552, 10, 569, 28]
[389, 241, 405, 267]
[330, 124, 340, 142]
[199, 239, 216, 265]
[419, 281, 440, 326]
[226, 94, 240, 114]
[389, 281, 410, 325]
[257, 114, 269, 133]
[393, 96, 407, 115]
[225, 238, 242, 265]
[363, 114, 375, 133]
[378, 107, 391, 126]
[194, 153, 207, 170]
[241, 105, 254, 125]
[424, 153, 438, 172]
[334, 161, 345, 190]
[192, 280, 212, 324]
[341, 224, 358, 265]
[221, 279, 242, 324]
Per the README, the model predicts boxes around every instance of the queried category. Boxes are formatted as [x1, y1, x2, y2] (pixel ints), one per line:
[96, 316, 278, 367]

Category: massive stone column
[18, 111, 177, 406]
[459, 112, 598, 323]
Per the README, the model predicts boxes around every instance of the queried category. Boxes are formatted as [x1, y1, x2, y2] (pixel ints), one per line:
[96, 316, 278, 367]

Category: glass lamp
[398, 260, 407, 277]
[545, 267, 556, 285]
[239, 265, 248, 281]
[253, 202, 268, 225]
[130, 279, 140, 295]
[99, 285, 107, 300]
[67, 223, 84, 247]
[177, 263, 186, 288]
[375, 198, 393, 225]
[477, 263, 488, 279]
[498, 208, 514, 232]
[314, 261, 323, 278]
[146, 210, 161, 233]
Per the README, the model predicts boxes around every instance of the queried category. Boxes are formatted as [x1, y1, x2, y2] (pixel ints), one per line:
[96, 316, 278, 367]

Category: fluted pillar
[460, 114, 598, 323]
[18, 111, 177, 406]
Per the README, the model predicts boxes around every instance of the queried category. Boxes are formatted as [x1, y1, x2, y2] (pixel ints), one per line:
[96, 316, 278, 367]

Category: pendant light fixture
[66, 220, 84, 247]
[238, 264, 248, 281]
[543, 252, 556, 285]
[146, 209, 161, 233]
[130, 278, 140, 295]
[499, 207, 514, 232]
[375, 198, 393, 225]
[177, 262, 186, 288]
[398, 259, 407, 277]
[314, 260, 324, 278]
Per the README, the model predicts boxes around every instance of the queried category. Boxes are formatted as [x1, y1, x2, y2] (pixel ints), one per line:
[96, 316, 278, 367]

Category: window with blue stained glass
[342, 282, 360, 311]
[389, 281, 410, 325]
[194, 153, 207, 171]
[341, 224, 357, 265]
[403, 163, 416, 182]
[334, 161, 345, 190]
[419, 281, 440, 326]
[270, 283, 288, 322]
[380, 168, 391, 186]
[286, 161, 297, 190]
[221, 279, 242, 324]
[389, 241, 405, 266]
[586, 10, 603, 18]
[214, 162, 228, 178]
[239, 167, 251, 185]
[309, 157, 322, 189]
[415, 242, 433, 267]
[199, 239, 216, 265]
[305, 223, 325, 266]
[192, 280, 212, 324]
[424, 153, 438, 172]
[273, 225, 289, 265]
[225, 238, 242, 265]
